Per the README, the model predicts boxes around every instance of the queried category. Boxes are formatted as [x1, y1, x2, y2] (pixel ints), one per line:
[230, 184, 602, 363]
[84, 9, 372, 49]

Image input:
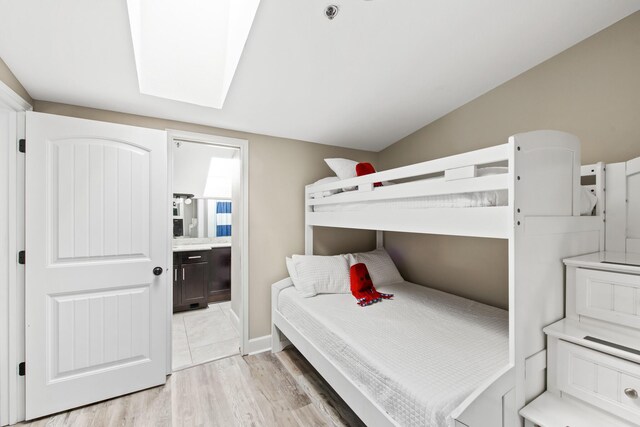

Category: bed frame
[272, 130, 606, 427]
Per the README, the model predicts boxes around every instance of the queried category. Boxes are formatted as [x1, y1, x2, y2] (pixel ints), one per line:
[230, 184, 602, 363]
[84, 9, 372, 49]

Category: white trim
[0, 83, 30, 426]
[166, 130, 249, 359]
[244, 335, 271, 355]
[0, 80, 31, 112]
[229, 307, 240, 333]
[9, 111, 25, 426]
[165, 137, 174, 375]
[0, 108, 11, 427]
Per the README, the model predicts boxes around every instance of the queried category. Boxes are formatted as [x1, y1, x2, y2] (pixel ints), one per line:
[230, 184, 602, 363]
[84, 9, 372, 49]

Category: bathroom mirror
[173, 195, 231, 238]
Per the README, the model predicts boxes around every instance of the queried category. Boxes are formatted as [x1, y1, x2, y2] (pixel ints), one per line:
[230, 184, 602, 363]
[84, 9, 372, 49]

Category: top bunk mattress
[312, 186, 597, 215]
[277, 281, 509, 427]
[312, 190, 507, 212]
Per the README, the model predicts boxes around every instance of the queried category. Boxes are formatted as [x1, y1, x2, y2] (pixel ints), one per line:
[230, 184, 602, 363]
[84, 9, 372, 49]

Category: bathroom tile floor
[172, 301, 239, 371]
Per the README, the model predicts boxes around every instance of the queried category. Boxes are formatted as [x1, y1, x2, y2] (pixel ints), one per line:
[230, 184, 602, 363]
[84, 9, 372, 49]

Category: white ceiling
[0, 1, 638, 151]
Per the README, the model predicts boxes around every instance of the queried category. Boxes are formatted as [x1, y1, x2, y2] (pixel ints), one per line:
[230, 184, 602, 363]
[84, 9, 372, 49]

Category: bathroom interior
[171, 139, 240, 371]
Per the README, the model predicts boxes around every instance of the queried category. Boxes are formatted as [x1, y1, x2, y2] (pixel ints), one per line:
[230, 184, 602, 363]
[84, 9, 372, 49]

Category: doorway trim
[166, 129, 249, 370]
[0, 80, 31, 426]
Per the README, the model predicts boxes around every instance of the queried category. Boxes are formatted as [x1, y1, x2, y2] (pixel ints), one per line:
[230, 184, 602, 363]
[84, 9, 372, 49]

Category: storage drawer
[178, 250, 209, 264]
[557, 340, 640, 424]
[575, 268, 640, 329]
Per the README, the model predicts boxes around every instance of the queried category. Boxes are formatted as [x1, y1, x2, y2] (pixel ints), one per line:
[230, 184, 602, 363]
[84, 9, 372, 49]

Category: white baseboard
[229, 308, 240, 333]
[244, 335, 271, 355]
[228, 308, 269, 356]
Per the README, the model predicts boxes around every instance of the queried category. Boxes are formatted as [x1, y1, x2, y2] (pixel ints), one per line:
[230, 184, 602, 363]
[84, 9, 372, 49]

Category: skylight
[126, 0, 260, 108]
[203, 157, 234, 199]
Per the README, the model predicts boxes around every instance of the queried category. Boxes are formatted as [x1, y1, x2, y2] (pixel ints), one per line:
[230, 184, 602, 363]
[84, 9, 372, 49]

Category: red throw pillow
[355, 162, 382, 187]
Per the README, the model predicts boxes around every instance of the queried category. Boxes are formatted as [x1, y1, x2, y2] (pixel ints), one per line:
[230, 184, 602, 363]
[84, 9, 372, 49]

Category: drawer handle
[625, 388, 638, 399]
[188, 256, 202, 259]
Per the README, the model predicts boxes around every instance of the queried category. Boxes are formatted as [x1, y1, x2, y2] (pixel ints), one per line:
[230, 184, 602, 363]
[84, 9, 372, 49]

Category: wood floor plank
[17, 349, 363, 427]
[291, 403, 335, 427]
[276, 348, 366, 427]
[191, 361, 234, 427]
[239, 352, 313, 426]
[201, 355, 266, 427]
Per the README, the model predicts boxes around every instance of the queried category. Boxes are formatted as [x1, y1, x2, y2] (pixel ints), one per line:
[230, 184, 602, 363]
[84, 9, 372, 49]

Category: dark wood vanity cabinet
[173, 247, 232, 312]
[181, 262, 208, 305]
[173, 250, 209, 312]
[207, 247, 231, 303]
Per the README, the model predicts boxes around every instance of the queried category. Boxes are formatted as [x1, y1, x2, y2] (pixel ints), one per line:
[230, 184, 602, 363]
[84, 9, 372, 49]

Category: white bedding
[277, 281, 509, 426]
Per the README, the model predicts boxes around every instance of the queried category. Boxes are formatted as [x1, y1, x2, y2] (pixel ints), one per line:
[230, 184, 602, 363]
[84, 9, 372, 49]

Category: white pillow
[324, 158, 358, 180]
[291, 254, 350, 297]
[310, 177, 342, 198]
[325, 158, 358, 191]
[349, 248, 404, 286]
[285, 257, 299, 285]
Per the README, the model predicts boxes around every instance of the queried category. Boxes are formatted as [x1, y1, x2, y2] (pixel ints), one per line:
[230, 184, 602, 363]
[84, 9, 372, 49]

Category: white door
[25, 112, 168, 419]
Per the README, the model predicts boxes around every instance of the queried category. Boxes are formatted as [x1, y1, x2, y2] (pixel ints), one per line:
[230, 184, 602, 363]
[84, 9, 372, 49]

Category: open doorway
[168, 131, 247, 372]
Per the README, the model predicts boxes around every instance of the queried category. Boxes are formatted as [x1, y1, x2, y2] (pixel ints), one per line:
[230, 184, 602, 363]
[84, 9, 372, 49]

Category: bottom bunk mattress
[277, 281, 509, 427]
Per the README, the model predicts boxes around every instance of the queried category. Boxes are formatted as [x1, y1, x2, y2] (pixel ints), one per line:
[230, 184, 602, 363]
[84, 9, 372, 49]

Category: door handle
[188, 256, 202, 259]
[153, 267, 163, 276]
[182, 267, 185, 281]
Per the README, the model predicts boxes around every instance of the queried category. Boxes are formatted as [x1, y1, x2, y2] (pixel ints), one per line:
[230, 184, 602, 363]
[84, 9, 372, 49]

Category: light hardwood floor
[19, 348, 365, 427]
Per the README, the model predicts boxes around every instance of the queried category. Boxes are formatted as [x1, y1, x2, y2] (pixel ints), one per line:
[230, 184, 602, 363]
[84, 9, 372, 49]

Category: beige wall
[378, 12, 640, 310]
[0, 57, 32, 106]
[34, 101, 377, 339]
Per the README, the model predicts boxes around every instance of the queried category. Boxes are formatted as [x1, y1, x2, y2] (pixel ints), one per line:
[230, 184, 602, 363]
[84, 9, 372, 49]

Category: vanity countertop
[172, 237, 231, 252]
[173, 243, 231, 252]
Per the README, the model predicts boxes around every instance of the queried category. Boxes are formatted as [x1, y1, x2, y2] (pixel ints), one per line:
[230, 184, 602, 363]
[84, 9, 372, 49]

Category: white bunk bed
[272, 130, 606, 427]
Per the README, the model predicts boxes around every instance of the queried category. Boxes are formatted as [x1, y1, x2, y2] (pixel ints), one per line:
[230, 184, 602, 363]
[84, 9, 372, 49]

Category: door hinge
[18, 138, 25, 153]
[18, 250, 25, 265]
[18, 362, 25, 376]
